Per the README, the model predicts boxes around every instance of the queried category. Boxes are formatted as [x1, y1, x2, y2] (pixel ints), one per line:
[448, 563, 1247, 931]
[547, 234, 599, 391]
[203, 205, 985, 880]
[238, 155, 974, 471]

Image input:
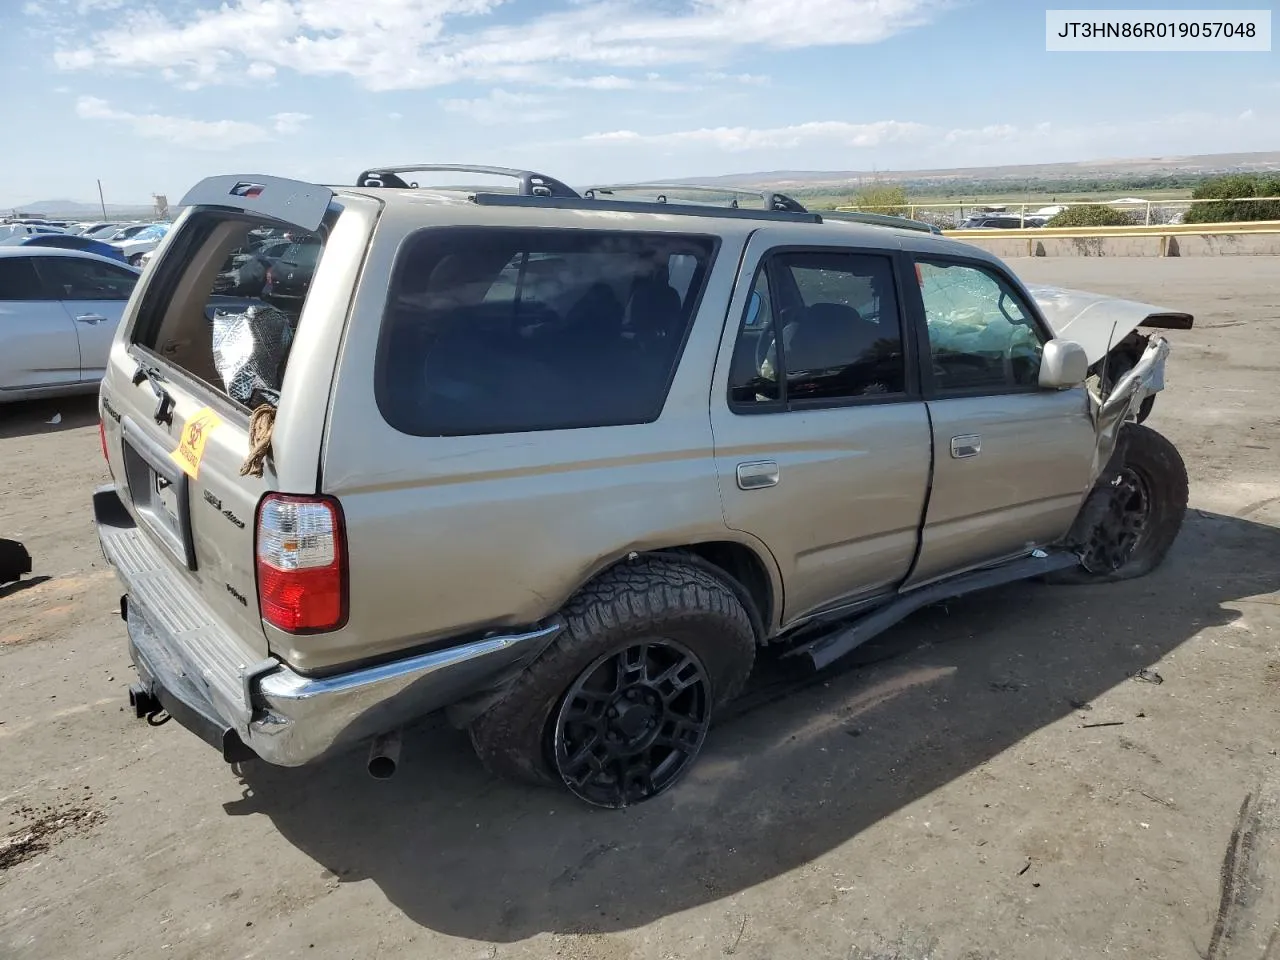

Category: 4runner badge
[170, 407, 224, 480]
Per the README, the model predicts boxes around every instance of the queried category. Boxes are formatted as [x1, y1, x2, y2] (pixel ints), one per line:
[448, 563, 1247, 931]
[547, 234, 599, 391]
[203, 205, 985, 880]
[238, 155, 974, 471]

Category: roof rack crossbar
[472, 192, 822, 223]
[822, 210, 941, 234]
[355, 164, 580, 199]
[584, 182, 808, 214]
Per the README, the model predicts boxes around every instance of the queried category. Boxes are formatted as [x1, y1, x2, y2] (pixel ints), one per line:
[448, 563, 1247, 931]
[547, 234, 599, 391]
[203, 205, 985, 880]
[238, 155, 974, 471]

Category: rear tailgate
[99, 176, 367, 660]
[103, 372, 276, 657]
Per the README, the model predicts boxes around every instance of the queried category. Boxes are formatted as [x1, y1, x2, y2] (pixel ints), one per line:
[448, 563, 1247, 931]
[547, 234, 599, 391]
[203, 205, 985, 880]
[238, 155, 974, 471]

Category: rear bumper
[95, 485, 562, 767]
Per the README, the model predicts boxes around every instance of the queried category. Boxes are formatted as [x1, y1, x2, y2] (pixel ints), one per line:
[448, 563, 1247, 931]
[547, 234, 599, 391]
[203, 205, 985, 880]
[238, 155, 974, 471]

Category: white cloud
[50, 0, 942, 90]
[576, 111, 1274, 172]
[698, 71, 771, 86]
[74, 96, 270, 149]
[441, 88, 563, 125]
[247, 62, 277, 81]
[583, 119, 931, 152]
[271, 111, 311, 134]
[388, 111, 403, 120]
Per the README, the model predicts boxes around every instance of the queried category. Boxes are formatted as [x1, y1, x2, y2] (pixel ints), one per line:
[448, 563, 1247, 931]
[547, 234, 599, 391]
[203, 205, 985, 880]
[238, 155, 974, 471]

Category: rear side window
[131, 212, 325, 408]
[376, 227, 717, 436]
[0, 258, 44, 300]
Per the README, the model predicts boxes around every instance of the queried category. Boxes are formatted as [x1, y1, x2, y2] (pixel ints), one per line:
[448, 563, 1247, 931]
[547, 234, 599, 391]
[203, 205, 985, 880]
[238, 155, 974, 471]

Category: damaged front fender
[1089, 335, 1170, 479]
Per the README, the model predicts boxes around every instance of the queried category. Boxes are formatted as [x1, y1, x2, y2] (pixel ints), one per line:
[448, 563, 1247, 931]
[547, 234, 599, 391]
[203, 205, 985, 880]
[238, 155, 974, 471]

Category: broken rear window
[130, 213, 325, 409]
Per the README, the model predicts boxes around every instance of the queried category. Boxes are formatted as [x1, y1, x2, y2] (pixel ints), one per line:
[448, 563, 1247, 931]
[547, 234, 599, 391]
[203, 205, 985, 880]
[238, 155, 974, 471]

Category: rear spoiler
[178, 175, 333, 233]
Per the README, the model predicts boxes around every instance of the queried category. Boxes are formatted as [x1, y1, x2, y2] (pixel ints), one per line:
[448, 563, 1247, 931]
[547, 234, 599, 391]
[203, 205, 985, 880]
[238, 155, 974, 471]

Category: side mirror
[1039, 339, 1089, 389]
[745, 290, 762, 327]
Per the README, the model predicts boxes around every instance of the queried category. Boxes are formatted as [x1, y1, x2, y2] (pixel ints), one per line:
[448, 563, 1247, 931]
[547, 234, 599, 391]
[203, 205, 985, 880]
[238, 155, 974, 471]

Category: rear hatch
[99, 177, 346, 659]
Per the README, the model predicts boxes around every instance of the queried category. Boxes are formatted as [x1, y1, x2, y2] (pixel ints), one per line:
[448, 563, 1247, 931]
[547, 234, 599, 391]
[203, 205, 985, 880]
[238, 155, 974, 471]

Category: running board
[785, 551, 1079, 671]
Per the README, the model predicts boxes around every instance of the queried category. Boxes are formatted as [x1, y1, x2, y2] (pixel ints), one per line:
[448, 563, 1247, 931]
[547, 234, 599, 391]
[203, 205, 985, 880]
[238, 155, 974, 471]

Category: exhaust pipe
[367, 730, 402, 780]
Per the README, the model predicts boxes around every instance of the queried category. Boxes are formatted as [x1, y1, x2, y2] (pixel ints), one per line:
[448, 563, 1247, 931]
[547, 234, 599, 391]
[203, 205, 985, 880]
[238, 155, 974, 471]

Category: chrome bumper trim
[247, 623, 563, 765]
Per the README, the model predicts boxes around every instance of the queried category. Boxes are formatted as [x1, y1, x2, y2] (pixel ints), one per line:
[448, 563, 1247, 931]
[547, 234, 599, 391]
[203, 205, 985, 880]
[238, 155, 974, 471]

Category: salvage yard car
[93, 165, 1192, 808]
[1, 247, 140, 402]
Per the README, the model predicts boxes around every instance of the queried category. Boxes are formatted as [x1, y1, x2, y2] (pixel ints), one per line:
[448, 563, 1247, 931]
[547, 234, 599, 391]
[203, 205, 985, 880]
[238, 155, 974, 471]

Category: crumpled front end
[1088, 334, 1171, 479]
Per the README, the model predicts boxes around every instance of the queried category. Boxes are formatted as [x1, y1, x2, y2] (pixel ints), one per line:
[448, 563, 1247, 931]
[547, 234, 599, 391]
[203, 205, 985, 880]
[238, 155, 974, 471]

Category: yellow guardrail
[938, 220, 1280, 239]
[836, 196, 1280, 227]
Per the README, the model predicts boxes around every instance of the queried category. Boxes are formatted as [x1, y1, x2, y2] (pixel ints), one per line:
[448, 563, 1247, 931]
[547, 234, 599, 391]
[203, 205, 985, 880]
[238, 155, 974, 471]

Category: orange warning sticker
[169, 407, 223, 479]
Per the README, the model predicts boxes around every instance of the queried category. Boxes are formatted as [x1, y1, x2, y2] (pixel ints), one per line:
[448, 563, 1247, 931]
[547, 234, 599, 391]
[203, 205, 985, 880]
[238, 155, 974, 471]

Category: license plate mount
[121, 417, 197, 570]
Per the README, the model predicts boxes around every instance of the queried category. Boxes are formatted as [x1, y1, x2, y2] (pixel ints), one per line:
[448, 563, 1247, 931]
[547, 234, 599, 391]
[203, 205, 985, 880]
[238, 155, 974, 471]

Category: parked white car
[0, 223, 68, 241]
[111, 224, 169, 266]
[0, 248, 141, 402]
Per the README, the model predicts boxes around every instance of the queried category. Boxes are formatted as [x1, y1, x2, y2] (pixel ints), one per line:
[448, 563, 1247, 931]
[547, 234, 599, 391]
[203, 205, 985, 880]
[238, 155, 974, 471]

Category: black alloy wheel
[551, 639, 711, 808]
[1079, 466, 1153, 574]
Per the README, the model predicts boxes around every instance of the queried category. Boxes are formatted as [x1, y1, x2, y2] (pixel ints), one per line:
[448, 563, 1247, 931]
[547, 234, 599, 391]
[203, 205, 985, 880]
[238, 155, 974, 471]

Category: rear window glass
[376, 227, 717, 436]
[131, 213, 325, 408]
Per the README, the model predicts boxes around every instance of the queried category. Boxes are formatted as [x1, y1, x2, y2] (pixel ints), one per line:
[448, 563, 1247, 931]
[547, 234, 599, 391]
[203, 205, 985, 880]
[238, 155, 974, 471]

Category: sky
[2, 0, 1277, 206]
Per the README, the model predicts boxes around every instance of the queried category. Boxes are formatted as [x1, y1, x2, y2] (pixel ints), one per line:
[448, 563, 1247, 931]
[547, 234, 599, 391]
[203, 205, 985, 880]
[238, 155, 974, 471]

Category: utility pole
[97, 179, 107, 219]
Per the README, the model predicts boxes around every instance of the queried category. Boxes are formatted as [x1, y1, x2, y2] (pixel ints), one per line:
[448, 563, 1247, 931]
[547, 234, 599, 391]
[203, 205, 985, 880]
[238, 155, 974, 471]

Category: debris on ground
[1082, 721, 1126, 729]
[0, 803, 104, 871]
[0, 539, 33, 585]
[1133, 668, 1164, 685]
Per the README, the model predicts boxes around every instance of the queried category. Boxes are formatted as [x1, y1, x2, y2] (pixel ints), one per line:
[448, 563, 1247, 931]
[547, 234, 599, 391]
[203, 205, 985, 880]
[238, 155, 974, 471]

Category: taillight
[99, 419, 108, 461]
[255, 494, 347, 633]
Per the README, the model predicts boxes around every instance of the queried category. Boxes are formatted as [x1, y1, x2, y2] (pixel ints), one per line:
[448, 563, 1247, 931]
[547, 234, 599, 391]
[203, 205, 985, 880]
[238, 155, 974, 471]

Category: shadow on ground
[225, 510, 1280, 942]
[0, 395, 98, 440]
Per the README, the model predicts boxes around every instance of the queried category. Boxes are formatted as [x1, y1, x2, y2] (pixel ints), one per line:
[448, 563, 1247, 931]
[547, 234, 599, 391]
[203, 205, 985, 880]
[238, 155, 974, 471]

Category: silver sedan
[0, 247, 141, 403]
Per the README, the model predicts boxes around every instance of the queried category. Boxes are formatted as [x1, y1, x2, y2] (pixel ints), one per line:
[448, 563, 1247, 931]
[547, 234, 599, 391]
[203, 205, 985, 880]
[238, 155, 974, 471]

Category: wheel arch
[565, 536, 782, 645]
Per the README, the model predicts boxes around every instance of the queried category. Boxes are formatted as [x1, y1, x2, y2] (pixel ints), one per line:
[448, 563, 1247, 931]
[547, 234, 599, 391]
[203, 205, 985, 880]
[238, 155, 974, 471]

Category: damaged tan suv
[94, 165, 1191, 807]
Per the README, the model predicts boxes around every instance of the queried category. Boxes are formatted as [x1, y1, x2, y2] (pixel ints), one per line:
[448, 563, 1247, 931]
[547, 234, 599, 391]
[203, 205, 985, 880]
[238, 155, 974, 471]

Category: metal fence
[835, 196, 1280, 229]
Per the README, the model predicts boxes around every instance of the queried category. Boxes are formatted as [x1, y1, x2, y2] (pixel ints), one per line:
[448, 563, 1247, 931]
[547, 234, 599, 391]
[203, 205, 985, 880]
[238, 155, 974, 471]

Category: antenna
[1098, 320, 1119, 404]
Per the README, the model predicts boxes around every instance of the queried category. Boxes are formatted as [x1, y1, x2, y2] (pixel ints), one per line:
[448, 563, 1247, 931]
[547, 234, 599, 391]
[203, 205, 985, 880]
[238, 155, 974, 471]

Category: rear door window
[728, 251, 908, 408]
[130, 214, 325, 408]
[37, 257, 137, 300]
[0, 257, 46, 300]
[376, 227, 718, 436]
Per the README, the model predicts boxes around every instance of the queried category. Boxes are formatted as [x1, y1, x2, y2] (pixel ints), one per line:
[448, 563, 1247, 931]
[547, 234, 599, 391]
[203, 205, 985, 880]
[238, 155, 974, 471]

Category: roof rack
[472, 192, 822, 224]
[823, 210, 942, 235]
[354, 164, 580, 199]
[584, 182, 809, 214]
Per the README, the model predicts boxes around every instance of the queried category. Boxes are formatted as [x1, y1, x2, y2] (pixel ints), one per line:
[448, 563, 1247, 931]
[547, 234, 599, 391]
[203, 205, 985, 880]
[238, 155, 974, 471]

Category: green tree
[853, 182, 909, 215]
[1184, 174, 1280, 223]
[1045, 205, 1134, 228]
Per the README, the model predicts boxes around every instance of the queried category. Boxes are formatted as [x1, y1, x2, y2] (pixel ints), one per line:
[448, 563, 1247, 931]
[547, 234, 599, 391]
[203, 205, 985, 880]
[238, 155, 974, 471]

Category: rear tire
[1050, 423, 1188, 584]
[468, 557, 756, 806]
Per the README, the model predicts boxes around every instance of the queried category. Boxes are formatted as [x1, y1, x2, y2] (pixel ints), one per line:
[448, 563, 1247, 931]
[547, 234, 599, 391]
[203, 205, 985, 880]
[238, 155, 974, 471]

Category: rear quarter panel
[306, 204, 756, 675]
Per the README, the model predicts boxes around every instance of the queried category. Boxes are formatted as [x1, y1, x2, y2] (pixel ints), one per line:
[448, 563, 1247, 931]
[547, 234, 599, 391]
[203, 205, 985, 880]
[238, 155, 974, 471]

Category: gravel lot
[2, 257, 1278, 960]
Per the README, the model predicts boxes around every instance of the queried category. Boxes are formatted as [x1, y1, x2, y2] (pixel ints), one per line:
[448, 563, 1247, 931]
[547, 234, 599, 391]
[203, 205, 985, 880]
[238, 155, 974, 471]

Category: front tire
[1053, 423, 1188, 583]
[468, 557, 756, 807]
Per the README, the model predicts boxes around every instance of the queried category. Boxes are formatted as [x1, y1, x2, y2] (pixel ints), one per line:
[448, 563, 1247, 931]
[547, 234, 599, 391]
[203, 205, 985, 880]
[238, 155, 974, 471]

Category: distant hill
[671, 150, 1280, 191]
[3, 198, 157, 219]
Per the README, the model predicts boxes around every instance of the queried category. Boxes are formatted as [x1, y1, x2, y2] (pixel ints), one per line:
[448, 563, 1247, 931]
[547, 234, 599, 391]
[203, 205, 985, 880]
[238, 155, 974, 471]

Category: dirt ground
[1, 257, 1278, 960]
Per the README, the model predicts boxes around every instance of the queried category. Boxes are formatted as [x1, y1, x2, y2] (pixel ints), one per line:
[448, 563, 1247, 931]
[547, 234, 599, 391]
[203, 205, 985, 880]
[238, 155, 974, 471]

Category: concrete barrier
[944, 226, 1280, 258]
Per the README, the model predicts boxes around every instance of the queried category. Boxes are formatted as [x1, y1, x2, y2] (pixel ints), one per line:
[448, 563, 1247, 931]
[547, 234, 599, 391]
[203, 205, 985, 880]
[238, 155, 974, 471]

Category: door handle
[950, 435, 981, 459]
[736, 461, 780, 490]
[75, 314, 108, 324]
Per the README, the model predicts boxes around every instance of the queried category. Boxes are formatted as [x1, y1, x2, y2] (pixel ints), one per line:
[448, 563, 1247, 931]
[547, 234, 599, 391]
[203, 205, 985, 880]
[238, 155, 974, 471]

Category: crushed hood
[1026, 284, 1194, 364]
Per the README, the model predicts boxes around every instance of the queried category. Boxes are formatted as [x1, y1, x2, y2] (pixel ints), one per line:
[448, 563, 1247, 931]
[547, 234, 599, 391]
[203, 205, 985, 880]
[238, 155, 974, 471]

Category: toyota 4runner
[94, 165, 1191, 807]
